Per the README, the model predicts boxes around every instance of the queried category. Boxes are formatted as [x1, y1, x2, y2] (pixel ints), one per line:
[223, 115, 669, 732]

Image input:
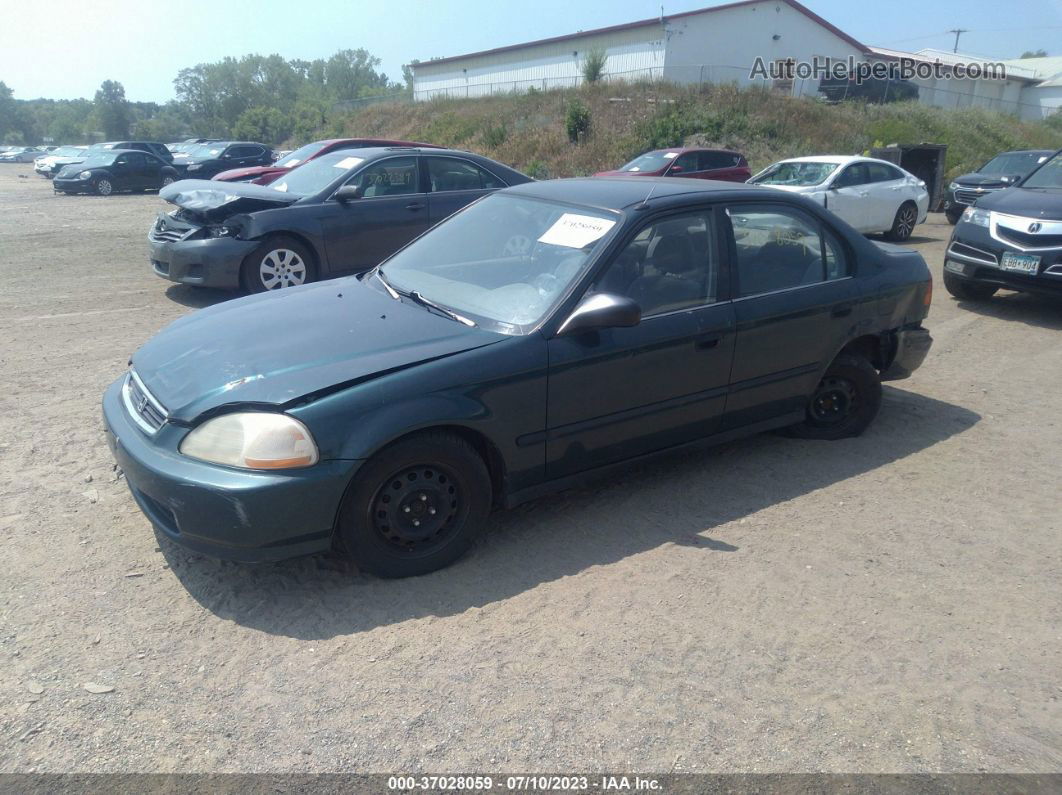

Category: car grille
[149, 215, 197, 243]
[954, 186, 1003, 205]
[995, 224, 1062, 250]
[122, 372, 167, 433]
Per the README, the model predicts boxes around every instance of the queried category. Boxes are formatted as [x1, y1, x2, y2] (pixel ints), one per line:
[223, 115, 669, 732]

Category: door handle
[405, 202, 425, 211]
[695, 334, 722, 350]
[831, 304, 853, 318]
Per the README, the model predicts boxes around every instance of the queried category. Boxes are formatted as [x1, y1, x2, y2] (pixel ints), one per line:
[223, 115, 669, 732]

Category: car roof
[997, 149, 1055, 156]
[647, 146, 743, 155]
[501, 176, 773, 212]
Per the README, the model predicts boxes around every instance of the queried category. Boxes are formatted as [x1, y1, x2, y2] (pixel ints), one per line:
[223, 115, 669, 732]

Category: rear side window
[426, 157, 504, 191]
[699, 151, 741, 170]
[867, 162, 903, 182]
[727, 204, 849, 297]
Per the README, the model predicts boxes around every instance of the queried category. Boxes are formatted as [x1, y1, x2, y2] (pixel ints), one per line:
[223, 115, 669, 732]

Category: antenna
[636, 181, 660, 209]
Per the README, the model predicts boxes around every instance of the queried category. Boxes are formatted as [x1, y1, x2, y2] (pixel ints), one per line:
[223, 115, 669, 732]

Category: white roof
[777, 155, 877, 165]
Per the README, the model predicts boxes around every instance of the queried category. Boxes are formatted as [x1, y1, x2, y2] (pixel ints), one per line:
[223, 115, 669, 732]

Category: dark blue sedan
[105, 177, 932, 577]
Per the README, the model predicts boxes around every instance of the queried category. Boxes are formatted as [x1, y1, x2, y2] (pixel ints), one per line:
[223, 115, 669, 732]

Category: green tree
[0, 81, 16, 139]
[232, 106, 292, 144]
[1021, 49, 1048, 58]
[582, 48, 607, 84]
[92, 80, 130, 139]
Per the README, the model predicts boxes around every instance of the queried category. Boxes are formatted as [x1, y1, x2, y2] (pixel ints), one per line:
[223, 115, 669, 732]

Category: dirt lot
[1, 163, 1060, 774]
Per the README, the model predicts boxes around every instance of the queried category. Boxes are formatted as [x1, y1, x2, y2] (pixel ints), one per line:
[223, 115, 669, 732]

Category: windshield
[78, 153, 118, 168]
[183, 143, 225, 159]
[381, 194, 619, 333]
[52, 146, 85, 157]
[270, 150, 367, 196]
[275, 142, 327, 169]
[980, 152, 1049, 176]
[750, 161, 839, 187]
[618, 151, 680, 172]
[1022, 152, 1062, 189]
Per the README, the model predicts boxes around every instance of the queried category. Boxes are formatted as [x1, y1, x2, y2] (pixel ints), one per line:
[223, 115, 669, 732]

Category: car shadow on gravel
[947, 291, 1062, 330]
[164, 284, 235, 309]
[160, 385, 979, 639]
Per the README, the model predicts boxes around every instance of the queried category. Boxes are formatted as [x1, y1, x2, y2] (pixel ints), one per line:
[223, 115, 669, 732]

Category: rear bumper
[149, 235, 258, 288]
[881, 325, 932, 381]
[102, 377, 357, 561]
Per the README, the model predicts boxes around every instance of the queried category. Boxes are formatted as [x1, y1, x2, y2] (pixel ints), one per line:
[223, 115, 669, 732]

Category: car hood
[159, 179, 299, 222]
[755, 183, 819, 193]
[594, 169, 656, 177]
[976, 187, 1062, 220]
[213, 165, 282, 182]
[131, 277, 505, 423]
[953, 172, 1018, 188]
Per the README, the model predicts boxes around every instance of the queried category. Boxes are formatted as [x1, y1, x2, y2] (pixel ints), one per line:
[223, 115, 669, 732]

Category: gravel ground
[1, 164, 1060, 773]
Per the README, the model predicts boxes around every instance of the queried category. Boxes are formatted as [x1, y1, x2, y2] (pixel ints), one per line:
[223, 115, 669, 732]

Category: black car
[106, 177, 932, 577]
[149, 147, 531, 292]
[945, 148, 1062, 300]
[54, 149, 180, 196]
[943, 149, 1053, 224]
[90, 140, 174, 163]
[172, 141, 273, 179]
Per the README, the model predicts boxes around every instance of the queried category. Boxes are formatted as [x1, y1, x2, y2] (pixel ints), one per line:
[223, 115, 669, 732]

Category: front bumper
[881, 325, 932, 381]
[149, 234, 258, 288]
[946, 223, 1062, 296]
[102, 377, 357, 561]
[53, 177, 93, 193]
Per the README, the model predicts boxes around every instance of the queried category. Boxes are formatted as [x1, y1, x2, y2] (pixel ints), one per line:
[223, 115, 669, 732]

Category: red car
[213, 138, 441, 185]
[595, 147, 751, 182]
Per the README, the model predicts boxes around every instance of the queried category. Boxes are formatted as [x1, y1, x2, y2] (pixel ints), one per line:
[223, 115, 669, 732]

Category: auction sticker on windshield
[334, 156, 364, 170]
[538, 214, 616, 249]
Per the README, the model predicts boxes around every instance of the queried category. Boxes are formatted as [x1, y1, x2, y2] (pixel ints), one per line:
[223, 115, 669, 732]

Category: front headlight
[187, 164, 201, 171]
[961, 207, 990, 227]
[949, 182, 959, 191]
[78, 170, 92, 180]
[206, 225, 235, 238]
[179, 412, 319, 469]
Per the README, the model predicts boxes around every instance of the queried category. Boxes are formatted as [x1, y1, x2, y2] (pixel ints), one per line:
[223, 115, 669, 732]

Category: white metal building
[409, 0, 1062, 122]
[410, 0, 870, 101]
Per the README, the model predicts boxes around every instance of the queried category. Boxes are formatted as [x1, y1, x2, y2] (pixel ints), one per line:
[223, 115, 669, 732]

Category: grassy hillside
[324, 82, 1062, 181]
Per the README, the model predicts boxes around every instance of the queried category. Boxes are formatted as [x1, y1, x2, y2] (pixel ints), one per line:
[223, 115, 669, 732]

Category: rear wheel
[160, 174, 175, 188]
[241, 235, 316, 293]
[887, 201, 918, 241]
[94, 178, 113, 196]
[786, 354, 882, 440]
[943, 271, 997, 301]
[337, 431, 492, 578]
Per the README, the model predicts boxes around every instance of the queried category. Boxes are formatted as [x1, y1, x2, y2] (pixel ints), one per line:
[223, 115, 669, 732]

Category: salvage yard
[1, 163, 1060, 772]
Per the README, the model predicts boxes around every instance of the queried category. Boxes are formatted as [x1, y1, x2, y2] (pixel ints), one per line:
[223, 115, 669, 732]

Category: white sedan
[748, 155, 929, 241]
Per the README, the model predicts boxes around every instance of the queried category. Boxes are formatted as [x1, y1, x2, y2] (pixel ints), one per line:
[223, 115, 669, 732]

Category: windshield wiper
[409, 290, 476, 327]
[373, 267, 400, 300]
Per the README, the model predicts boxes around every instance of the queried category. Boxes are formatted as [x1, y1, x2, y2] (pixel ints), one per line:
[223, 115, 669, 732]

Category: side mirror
[556, 293, 641, 336]
[669, 165, 684, 174]
[334, 184, 363, 202]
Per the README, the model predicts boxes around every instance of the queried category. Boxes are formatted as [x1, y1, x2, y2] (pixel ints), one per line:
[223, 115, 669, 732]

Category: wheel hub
[809, 376, 857, 425]
[372, 466, 459, 549]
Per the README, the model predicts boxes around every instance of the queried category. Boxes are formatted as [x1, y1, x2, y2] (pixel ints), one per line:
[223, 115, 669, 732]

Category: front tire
[787, 354, 882, 440]
[887, 202, 917, 241]
[241, 235, 316, 293]
[337, 431, 492, 578]
[160, 174, 175, 188]
[943, 271, 997, 301]
[95, 177, 113, 196]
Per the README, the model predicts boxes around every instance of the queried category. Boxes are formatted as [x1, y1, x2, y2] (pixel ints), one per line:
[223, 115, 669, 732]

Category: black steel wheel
[786, 354, 881, 440]
[337, 431, 491, 578]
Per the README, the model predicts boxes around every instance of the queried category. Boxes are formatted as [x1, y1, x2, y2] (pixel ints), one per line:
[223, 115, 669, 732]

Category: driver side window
[834, 164, 869, 188]
[347, 157, 419, 198]
[591, 211, 716, 317]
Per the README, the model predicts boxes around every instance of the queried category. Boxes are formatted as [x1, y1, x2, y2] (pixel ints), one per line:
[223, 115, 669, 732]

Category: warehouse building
[409, 0, 1058, 120]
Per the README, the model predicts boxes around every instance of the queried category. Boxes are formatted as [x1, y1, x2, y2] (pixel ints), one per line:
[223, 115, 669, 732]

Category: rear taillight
[924, 278, 933, 308]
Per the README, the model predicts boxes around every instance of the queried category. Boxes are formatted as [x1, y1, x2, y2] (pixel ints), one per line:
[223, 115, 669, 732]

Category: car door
[425, 156, 507, 225]
[545, 207, 736, 478]
[721, 202, 858, 431]
[126, 152, 154, 188]
[824, 163, 871, 230]
[700, 151, 749, 182]
[109, 153, 137, 189]
[865, 162, 909, 231]
[320, 155, 431, 274]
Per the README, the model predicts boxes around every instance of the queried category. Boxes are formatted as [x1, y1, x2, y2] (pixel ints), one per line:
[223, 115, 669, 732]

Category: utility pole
[948, 28, 968, 53]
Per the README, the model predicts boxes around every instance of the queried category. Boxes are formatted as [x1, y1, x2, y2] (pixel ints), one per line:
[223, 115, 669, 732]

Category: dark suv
[595, 148, 751, 182]
[945, 148, 1062, 301]
[943, 149, 1053, 224]
[90, 140, 174, 163]
[174, 141, 274, 179]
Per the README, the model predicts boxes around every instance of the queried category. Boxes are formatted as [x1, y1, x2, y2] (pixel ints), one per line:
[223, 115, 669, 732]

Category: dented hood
[131, 277, 505, 423]
[160, 179, 299, 221]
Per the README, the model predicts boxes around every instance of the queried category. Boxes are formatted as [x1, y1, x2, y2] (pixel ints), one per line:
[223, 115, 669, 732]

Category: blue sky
[3, 0, 1061, 102]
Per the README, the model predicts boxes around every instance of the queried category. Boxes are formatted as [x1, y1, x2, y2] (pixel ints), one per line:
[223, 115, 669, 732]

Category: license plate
[1000, 251, 1040, 274]
[944, 259, 966, 274]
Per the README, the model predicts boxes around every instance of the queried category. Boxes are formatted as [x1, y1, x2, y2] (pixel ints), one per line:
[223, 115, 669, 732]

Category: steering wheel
[502, 234, 534, 257]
